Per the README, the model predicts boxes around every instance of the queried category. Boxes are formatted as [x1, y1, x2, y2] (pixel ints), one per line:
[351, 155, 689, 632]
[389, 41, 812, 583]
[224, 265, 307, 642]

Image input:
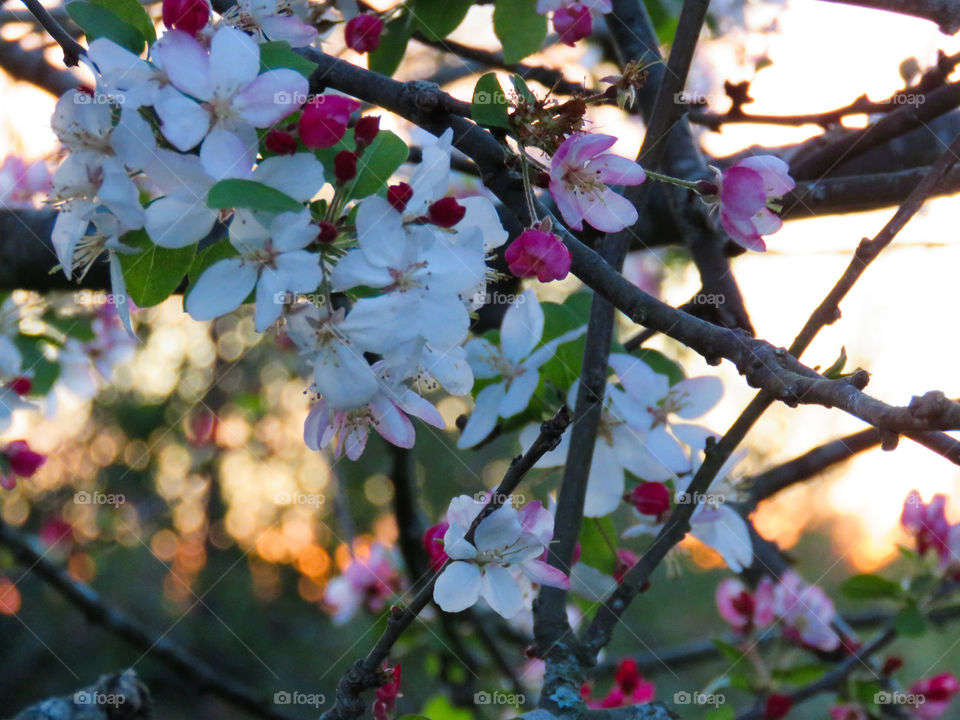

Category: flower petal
[434, 561, 482, 612]
[480, 564, 525, 618]
[186, 258, 258, 321]
[457, 382, 506, 449]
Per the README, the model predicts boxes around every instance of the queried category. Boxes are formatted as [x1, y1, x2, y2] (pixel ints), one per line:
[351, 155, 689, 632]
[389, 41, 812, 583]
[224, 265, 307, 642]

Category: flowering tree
[3, 0, 960, 719]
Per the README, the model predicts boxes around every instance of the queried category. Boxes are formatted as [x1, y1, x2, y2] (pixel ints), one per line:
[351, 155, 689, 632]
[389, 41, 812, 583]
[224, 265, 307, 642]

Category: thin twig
[20, 0, 85, 66]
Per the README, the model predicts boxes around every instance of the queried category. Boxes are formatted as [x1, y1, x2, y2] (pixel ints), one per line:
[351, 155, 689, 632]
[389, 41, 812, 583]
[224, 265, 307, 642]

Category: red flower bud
[764, 693, 793, 720]
[334, 150, 359, 184]
[427, 197, 466, 228]
[423, 522, 449, 571]
[317, 221, 339, 244]
[265, 129, 298, 155]
[625, 482, 671, 517]
[4, 440, 46, 478]
[505, 228, 571, 282]
[7, 377, 31, 395]
[345, 14, 384, 54]
[162, 0, 209, 36]
[387, 183, 414, 212]
[354, 115, 381, 150]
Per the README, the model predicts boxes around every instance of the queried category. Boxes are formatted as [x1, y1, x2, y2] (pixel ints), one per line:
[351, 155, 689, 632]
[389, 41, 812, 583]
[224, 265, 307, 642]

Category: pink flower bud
[427, 197, 466, 227]
[423, 522, 449, 570]
[625, 482, 671, 517]
[345, 14, 384, 54]
[354, 115, 381, 150]
[162, 0, 209, 36]
[265, 130, 298, 155]
[613, 549, 638, 584]
[387, 183, 414, 212]
[504, 228, 571, 282]
[4, 440, 45, 477]
[372, 662, 401, 720]
[334, 150, 359, 184]
[299, 95, 361, 149]
[554, 3, 592, 46]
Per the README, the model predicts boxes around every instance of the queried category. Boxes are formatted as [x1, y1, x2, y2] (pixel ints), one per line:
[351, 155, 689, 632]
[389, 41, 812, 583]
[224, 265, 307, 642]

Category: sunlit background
[1, 0, 959, 715]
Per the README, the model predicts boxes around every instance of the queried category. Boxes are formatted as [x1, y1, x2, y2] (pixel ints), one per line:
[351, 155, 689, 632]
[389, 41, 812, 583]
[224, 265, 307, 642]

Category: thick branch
[9, 670, 151, 720]
[819, 0, 960, 33]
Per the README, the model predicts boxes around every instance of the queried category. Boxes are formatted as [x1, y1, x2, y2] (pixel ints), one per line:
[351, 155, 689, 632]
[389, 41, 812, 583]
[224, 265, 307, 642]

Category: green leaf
[705, 706, 735, 720]
[840, 573, 903, 601]
[471, 73, 511, 129]
[91, 0, 154, 44]
[13, 336, 60, 395]
[369, 12, 412, 76]
[577, 517, 617, 575]
[510, 74, 536, 103]
[823, 345, 847, 379]
[66, 2, 144, 54]
[117, 230, 196, 308]
[207, 179, 303, 213]
[772, 663, 829, 684]
[353, 130, 408, 198]
[42, 313, 96, 342]
[895, 602, 926, 637]
[493, 0, 546, 63]
[259, 40, 317, 77]
[712, 638, 744, 664]
[634, 348, 686, 386]
[410, 0, 473, 40]
[422, 695, 471, 720]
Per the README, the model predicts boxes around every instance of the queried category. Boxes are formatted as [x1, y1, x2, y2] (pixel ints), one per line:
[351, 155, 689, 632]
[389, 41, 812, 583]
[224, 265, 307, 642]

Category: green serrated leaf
[91, 0, 154, 43]
[895, 602, 926, 637]
[369, 12, 412, 76]
[258, 40, 317, 77]
[117, 230, 196, 307]
[66, 2, 145, 54]
[207, 179, 303, 213]
[840, 573, 903, 601]
[410, 0, 473, 40]
[472, 73, 511, 129]
[493, 0, 546, 63]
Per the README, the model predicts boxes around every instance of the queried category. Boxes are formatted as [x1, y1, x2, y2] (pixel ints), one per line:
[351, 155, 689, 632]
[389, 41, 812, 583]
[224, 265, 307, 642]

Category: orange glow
[0, 577, 22, 615]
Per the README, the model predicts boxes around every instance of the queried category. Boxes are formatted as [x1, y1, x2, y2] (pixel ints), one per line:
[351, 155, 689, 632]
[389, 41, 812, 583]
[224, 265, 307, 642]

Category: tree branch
[18, 0, 85, 66]
[819, 0, 960, 34]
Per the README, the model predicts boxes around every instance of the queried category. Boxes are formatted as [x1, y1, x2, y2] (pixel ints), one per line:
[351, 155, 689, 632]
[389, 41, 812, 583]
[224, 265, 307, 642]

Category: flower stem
[644, 168, 705, 193]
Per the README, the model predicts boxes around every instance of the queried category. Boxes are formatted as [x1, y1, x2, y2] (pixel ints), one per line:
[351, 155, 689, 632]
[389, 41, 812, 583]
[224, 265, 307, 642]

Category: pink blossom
[716, 577, 775, 633]
[554, 3, 592, 45]
[345, 14, 384, 54]
[299, 95, 361, 149]
[712, 155, 794, 251]
[772, 571, 840, 652]
[423, 522, 449, 571]
[323, 543, 400, 624]
[0, 156, 50, 208]
[373, 663, 401, 720]
[504, 228, 571, 281]
[303, 376, 445, 461]
[549, 133, 645, 232]
[162, 0, 209, 36]
[625, 482, 671, 519]
[901, 490, 951, 563]
[910, 673, 960, 719]
[582, 658, 654, 708]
